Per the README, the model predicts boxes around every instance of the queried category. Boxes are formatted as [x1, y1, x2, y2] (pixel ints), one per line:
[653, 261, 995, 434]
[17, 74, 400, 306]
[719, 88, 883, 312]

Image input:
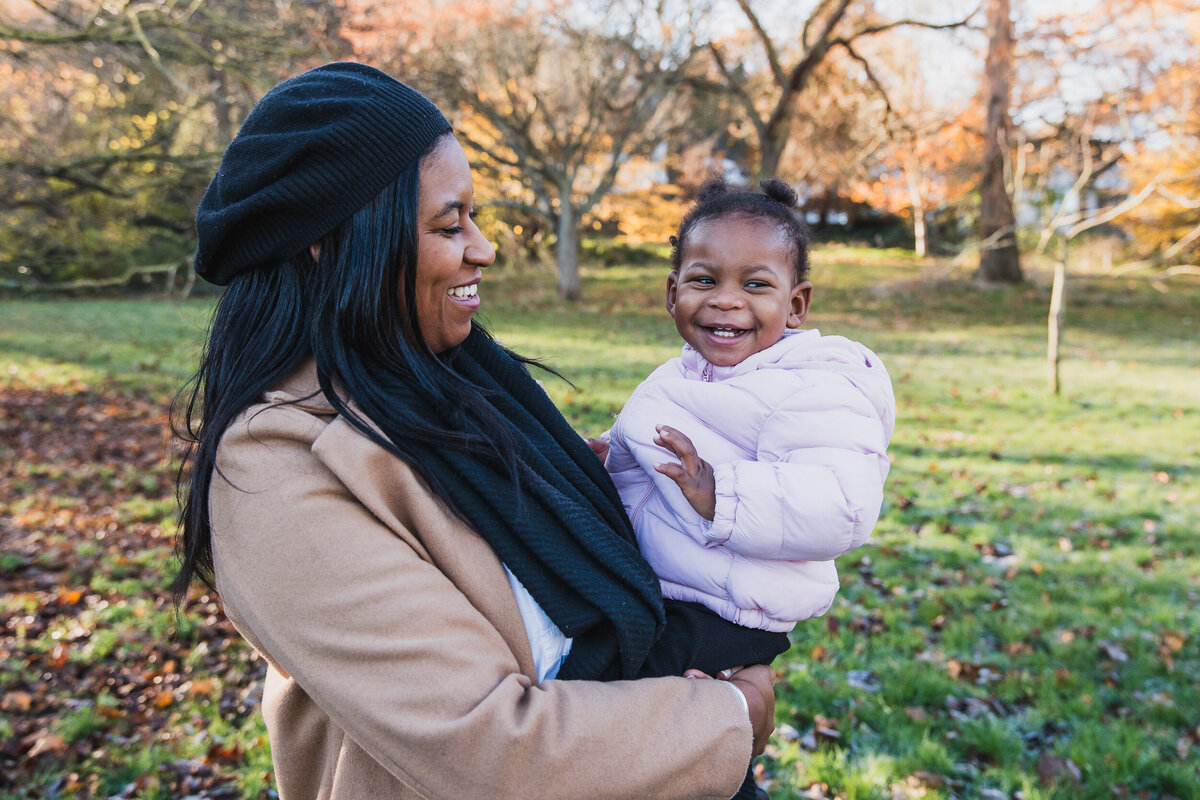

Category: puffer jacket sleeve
[703, 360, 895, 562]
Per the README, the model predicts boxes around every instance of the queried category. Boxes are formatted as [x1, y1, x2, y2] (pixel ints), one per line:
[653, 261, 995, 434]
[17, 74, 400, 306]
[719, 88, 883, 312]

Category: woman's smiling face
[666, 215, 811, 367]
[413, 136, 495, 354]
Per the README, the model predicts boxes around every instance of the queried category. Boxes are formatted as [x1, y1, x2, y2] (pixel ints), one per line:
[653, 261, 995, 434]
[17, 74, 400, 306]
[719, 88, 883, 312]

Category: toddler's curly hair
[669, 176, 811, 283]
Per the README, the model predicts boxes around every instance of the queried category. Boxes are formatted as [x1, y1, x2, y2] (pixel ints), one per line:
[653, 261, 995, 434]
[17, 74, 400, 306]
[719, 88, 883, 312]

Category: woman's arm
[211, 403, 754, 800]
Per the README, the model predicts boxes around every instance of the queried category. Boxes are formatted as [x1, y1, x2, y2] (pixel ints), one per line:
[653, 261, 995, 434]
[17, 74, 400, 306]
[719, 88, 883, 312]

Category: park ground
[1, 250, 1198, 799]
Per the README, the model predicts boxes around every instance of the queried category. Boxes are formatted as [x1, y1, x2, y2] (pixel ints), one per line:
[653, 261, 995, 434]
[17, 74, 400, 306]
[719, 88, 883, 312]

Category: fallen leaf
[776, 723, 801, 742]
[1, 691, 32, 712]
[911, 770, 946, 788]
[56, 587, 83, 604]
[1098, 641, 1129, 663]
[26, 733, 66, 759]
[845, 670, 881, 692]
[1037, 754, 1082, 786]
[1161, 630, 1186, 652]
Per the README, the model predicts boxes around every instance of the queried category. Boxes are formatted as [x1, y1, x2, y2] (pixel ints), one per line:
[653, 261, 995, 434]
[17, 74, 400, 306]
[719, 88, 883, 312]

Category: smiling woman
[413, 137, 493, 354]
[172, 61, 776, 800]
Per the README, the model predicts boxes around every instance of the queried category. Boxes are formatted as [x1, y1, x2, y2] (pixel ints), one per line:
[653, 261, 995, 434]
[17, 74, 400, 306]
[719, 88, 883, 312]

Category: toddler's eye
[694, 276, 715, 285]
[746, 280, 769, 288]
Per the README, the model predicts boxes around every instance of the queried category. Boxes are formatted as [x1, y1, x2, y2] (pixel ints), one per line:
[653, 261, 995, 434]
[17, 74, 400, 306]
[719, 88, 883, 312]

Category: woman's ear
[665, 270, 680, 318]
[309, 243, 321, 262]
[787, 281, 813, 328]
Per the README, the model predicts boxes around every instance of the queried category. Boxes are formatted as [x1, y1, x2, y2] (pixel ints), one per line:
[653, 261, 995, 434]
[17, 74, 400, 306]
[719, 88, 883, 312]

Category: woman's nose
[466, 221, 496, 267]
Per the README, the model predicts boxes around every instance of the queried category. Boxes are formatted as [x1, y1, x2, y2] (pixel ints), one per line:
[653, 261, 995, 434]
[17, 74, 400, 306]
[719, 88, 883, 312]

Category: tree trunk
[977, 0, 1022, 283]
[212, 66, 235, 148]
[905, 152, 927, 256]
[758, 135, 786, 182]
[555, 197, 582, 302]
[1047, 257, 1066, 395]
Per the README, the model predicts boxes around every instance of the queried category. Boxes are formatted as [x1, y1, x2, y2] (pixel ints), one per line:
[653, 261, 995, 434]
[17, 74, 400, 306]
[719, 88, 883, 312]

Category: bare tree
[369, 1, 698, 301]
[0, 0, 346, 288]
[707, 0, 971, 182]
[1019, 0, 1200, 391]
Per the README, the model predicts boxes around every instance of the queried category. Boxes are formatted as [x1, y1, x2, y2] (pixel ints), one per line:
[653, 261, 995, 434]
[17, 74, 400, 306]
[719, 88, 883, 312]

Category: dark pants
[639, 600, 791, 800]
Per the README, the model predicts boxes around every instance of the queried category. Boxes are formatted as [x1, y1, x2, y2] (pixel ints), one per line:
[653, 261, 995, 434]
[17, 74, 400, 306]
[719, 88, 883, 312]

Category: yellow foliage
[588, 185, 691, 245]
[1119, 63, 1200, 259]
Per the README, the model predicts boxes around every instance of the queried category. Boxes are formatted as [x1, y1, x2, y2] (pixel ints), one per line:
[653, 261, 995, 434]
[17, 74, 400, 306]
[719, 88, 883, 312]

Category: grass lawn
[1, 251, 1198, 799]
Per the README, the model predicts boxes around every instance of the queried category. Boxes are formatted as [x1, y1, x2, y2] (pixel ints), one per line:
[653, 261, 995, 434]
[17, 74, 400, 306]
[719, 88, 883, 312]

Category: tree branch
[845, 8, 979, 39]
[734, 0, 785, 85]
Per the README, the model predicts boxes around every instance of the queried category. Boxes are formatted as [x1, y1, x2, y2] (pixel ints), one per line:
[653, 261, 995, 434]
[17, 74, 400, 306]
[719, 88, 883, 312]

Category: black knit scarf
[388, 328, 665, 680]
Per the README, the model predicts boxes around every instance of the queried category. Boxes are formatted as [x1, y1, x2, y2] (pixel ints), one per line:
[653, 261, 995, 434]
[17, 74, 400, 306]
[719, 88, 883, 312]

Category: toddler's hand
[653, 425, 716, 521]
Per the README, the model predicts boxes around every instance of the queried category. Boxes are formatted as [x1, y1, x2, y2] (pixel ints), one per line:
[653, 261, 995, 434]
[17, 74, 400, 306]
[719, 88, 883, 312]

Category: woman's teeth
[448, 284, 477, 299]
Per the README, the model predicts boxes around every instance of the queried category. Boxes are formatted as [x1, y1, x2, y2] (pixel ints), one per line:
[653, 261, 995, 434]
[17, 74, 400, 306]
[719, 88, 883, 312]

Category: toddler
[595, 177, 896, 800]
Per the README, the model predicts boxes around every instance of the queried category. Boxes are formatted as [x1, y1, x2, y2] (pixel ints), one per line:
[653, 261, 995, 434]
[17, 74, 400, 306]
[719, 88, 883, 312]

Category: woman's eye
[441, 225, 464, 235]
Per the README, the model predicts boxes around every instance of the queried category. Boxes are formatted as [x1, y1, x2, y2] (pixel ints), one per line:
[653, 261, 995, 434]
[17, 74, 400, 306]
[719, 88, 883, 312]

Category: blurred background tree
[349, 0, 703, 300]
[1009, 0, 1199, 269]
[1, 0, 1196, 298]
[0, 0, 346, 288]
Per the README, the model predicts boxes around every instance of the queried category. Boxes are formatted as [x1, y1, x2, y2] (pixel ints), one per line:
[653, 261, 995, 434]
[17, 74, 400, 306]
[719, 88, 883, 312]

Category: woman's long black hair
[172, 132, 533, 603]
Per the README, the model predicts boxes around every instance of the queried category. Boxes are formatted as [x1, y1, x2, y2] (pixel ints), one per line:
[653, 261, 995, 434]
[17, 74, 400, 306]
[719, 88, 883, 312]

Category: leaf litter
[1, 384, 269, 798]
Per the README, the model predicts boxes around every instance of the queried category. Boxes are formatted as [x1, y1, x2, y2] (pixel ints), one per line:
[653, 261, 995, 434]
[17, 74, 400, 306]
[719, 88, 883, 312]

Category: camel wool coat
[209, 361, 752, 800]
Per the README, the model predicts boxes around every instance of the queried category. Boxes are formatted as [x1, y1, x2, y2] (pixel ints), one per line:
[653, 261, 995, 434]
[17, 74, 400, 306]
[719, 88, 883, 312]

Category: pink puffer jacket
[605, 329, 895, 632]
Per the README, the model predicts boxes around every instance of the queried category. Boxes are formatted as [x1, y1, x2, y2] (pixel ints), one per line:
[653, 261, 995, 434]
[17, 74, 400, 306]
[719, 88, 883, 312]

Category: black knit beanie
[194, 62, 452, 285]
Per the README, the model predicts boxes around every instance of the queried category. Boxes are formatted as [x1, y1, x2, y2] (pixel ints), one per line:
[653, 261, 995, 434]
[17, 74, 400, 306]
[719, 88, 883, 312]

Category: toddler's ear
[787, 281, 813, 328]
[665, 270, 681, 318]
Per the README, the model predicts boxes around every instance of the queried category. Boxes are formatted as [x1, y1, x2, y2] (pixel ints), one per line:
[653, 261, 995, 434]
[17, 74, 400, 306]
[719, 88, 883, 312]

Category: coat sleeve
[210, 404, 750, 800]
[703, 369, 894, 562]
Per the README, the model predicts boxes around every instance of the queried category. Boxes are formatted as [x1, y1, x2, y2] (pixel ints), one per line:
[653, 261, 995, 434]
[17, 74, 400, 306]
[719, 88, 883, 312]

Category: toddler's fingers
[652, 432, 681, 457]
[653, 461, 686, 484]
[655, 425, 701, 472]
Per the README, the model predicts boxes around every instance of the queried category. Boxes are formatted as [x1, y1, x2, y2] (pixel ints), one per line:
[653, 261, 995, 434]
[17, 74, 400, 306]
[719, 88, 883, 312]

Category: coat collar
[263, 358, 337, 415]
[679, 328, 817, 381]
[259, 356, 540, 680]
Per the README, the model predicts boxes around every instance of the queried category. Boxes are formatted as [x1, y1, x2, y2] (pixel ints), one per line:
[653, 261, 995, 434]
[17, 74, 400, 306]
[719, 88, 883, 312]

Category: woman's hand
[727, 664, 776, 756]
[685, 664, 776, 757]
[653, 425, 716, 520]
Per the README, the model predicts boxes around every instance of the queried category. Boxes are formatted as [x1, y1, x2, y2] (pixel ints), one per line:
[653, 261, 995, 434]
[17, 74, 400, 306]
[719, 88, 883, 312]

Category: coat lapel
[272, 360, 539, 681]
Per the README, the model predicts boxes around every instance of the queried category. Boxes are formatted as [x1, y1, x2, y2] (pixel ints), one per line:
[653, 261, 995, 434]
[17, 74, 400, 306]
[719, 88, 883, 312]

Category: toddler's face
[666, 216, 811, 368]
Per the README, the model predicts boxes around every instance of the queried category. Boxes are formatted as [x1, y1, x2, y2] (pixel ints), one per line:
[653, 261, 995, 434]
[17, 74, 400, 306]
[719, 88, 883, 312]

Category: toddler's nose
[709, 285, 744, 309]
